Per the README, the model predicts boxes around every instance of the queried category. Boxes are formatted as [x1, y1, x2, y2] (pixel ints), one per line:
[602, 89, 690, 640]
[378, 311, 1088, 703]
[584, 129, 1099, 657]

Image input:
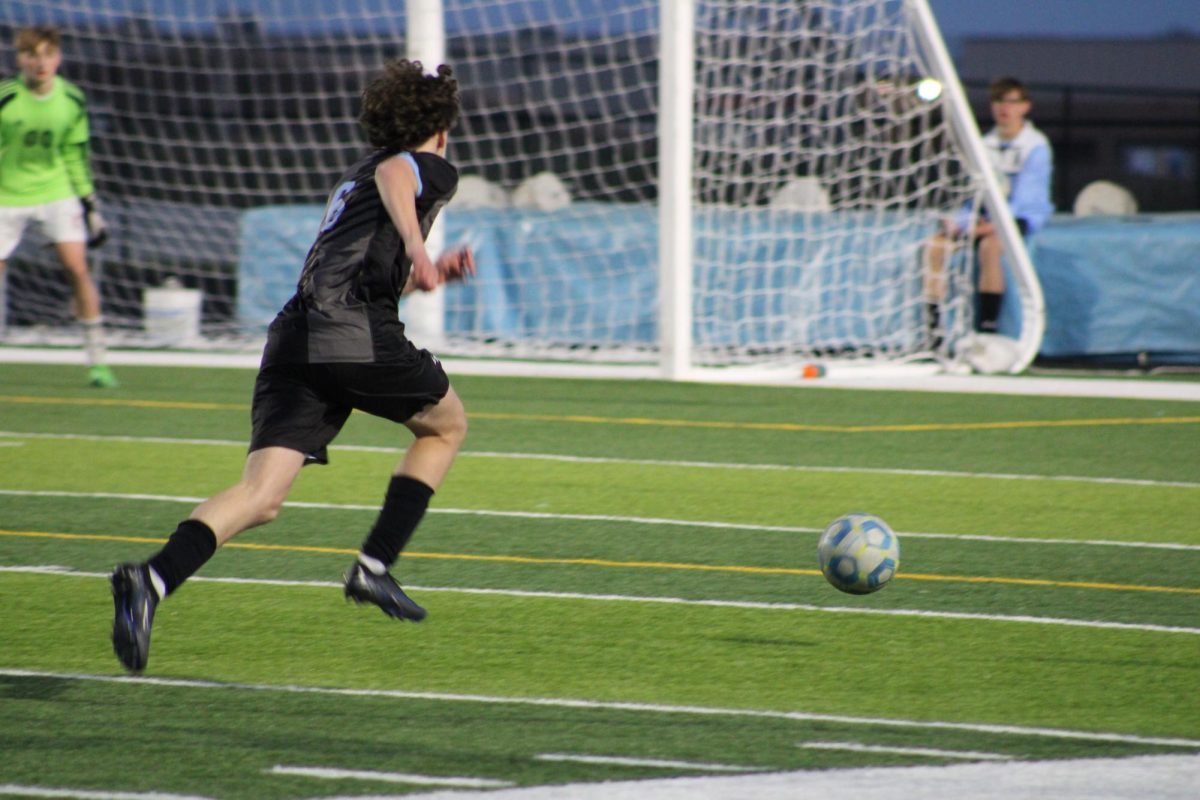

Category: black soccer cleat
[343, 562, 427, 621]
[111, 563, 158, 672]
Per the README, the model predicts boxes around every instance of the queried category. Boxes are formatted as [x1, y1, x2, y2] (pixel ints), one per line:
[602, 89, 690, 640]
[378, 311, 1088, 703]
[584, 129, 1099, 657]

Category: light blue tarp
[238, 203, 937, 351]
[1032, 214, 1200, 358]
[238, 205, 1200, 358]
[237, 204, 661, 344]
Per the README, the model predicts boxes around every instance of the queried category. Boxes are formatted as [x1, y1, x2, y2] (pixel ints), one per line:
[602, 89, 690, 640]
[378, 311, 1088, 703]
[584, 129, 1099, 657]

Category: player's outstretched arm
[376, 154, 439, 291]
[63, 113, 108, 247]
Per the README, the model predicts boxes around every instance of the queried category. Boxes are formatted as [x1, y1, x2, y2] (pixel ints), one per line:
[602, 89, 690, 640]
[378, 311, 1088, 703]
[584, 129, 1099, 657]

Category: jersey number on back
[319, 180, 356, 233]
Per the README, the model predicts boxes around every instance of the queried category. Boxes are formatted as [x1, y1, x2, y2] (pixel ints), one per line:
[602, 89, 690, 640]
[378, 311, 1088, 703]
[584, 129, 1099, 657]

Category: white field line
[3, 566, 1199, 637]
[798, 741, 1013, 761]
[267, 765, 511, 788]
[1, 429, 1197, 490]
[5, 345, 1200, 401]
[2, 667, 1199, 751]
[2, 486, 1199, 553]
[0, 784, 211, 800]
[466, 450, 1200, 490]
[534, 754, 758, 772]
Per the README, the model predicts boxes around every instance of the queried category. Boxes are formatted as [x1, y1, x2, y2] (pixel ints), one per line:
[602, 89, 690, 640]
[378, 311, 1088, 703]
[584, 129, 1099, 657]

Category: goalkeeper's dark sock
[925, 302, 942, 349]
[978, 292, 1003, 333]
[146, 519, 218, 599]
[358, 476, 434, 574]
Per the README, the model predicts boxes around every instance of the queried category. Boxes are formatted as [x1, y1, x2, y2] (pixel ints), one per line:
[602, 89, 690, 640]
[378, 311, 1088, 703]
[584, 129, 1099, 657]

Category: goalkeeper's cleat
[88, 364, 119, 388]
[344, 562, 427, 621]
[111, 563, 158, 672]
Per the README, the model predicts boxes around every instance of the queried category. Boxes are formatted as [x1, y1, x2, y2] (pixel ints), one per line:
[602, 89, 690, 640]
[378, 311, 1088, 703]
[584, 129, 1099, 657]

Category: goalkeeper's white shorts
[0, 197, 86, 259]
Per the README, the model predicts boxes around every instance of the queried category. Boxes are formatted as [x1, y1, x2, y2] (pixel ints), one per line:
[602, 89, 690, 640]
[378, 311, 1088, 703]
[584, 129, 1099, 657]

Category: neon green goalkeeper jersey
[0, 75, 95, 207]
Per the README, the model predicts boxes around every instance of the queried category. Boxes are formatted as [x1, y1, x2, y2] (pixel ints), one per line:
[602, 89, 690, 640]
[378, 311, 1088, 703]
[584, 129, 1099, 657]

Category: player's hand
[436, 246, 475, 285]
[409, 252, 440, 292]
[80, 195, 108, 248]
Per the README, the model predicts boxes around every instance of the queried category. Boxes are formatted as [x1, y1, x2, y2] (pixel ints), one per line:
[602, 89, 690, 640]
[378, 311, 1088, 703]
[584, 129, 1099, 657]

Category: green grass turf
[3, 571, 1199, 737]
[1, 363, 1198, 796]
[1, 363, 1197, 482]
[2, 434, 1197, 542]
[3, 492, 1199, 629]
[1, 668, 1162, 800]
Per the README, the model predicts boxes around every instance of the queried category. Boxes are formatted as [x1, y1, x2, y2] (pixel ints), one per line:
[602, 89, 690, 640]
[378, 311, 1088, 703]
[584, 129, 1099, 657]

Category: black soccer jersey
[262, 149, 458, 365]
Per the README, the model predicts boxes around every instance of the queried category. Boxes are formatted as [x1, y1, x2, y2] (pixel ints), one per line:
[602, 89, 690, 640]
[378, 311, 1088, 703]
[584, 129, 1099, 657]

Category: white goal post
[907, 0, 1044, 374]
[652, 0, 1043, 378]
[0, 0, 1044, 378]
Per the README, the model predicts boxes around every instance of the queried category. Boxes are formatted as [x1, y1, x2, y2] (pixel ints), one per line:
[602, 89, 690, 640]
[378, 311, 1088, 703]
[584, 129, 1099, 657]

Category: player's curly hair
[359, 60, 460, 152]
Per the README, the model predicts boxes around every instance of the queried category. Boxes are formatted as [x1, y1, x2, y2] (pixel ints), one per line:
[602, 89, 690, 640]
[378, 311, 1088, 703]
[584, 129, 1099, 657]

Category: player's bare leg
[57, 240, 100, 318]
[923, 231, 952, 302]
[345, 386, 468, 620]
[189, 446, 308, 545]
[923, 231, 955, 349]
[977, 231, 1005, 294]
[398, 385, 468, 490]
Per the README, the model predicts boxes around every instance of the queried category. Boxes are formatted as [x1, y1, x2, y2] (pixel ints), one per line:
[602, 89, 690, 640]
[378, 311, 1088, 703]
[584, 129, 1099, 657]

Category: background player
[0, 25, 114, 386]
[110, 59, 475, 672]
[925, 75, 1054, 341]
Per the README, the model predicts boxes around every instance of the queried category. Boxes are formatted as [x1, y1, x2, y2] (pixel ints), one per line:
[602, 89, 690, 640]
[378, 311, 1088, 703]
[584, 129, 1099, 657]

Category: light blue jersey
[957, 121, 1054, 234]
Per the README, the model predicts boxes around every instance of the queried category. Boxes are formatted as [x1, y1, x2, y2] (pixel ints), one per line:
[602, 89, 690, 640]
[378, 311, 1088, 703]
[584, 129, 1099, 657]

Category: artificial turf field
[0, 361, 1198, 798]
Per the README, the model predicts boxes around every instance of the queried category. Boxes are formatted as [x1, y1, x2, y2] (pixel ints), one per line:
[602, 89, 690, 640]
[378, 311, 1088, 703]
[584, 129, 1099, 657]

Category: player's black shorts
[248, 350, 449, 465]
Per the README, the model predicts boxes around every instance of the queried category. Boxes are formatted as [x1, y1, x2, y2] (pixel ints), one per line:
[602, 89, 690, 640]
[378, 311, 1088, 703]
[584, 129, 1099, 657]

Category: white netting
[689, 1, 977, 365]
[0, 0, 980, 367]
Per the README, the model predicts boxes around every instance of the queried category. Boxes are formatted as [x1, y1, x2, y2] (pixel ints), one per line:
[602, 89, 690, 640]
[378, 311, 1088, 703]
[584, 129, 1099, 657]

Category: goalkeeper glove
[80, 195, 108, 248]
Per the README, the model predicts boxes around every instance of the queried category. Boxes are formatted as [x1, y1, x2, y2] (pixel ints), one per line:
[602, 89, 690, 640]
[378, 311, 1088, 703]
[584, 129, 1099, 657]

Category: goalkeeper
[0, 25, 114, 387]
[110, 59, 475, 673]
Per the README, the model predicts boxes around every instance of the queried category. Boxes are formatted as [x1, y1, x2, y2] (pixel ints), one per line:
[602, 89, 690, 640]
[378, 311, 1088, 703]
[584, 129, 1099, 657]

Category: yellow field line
[0, 394, 243, 411]
[2, 394, 1197, 433]
[471, 411, 1200, 434]
[4, 529, 1197, 595]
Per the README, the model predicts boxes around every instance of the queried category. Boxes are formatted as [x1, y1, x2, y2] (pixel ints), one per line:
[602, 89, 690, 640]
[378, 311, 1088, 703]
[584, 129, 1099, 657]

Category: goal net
[0, 1, 1038, 374]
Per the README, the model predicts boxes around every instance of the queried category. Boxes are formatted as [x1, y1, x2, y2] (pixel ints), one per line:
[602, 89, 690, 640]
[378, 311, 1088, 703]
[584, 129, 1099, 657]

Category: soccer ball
[817, 513, 900, 594]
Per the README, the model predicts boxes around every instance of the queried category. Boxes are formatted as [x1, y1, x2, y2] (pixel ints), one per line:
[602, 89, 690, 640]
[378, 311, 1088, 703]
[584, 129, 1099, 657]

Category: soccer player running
[0, 26, 114, 387]
[110, 60, 475, 672]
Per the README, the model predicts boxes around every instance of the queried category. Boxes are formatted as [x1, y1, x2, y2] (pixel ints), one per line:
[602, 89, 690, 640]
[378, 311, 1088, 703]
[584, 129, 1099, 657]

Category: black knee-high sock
[925, 302, 943, 349]
[978, 292, 1003, 333]
[146, 519, 218, 597]
[359, 476, 435, 572]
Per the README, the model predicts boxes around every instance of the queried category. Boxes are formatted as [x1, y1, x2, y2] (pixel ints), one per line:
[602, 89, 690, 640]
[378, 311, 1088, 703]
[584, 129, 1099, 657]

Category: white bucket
[143, 285, 202, 346]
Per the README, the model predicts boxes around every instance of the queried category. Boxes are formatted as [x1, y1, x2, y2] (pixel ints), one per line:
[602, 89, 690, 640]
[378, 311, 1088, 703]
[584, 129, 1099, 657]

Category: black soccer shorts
[248, 350, 449, 465]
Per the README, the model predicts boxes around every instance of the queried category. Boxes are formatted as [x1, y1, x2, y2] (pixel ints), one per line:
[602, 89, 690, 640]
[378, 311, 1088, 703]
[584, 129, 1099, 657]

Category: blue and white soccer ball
[817, 513, 900, 594]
